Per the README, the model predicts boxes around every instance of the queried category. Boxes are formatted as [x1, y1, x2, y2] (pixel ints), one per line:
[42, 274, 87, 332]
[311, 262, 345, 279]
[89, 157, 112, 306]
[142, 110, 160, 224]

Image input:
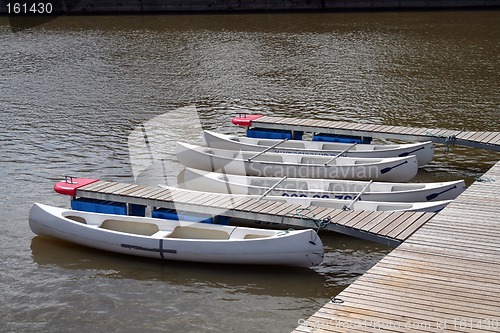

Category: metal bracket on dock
[63, 175, 78, 184]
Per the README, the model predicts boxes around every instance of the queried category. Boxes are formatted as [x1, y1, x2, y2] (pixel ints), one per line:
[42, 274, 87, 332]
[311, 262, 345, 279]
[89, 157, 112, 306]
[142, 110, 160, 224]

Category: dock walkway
[294, 160, 500, 332]
[250, 115, 500, 151]
[76, 182, 435, 247]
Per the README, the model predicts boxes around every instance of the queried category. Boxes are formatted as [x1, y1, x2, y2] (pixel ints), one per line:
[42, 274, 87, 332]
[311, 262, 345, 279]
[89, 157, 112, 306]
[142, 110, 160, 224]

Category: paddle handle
[344, 180, 373, 210]
[247, 138, 288, 161]
[324, 143, 357, 166]
[258, 176, 288, 201]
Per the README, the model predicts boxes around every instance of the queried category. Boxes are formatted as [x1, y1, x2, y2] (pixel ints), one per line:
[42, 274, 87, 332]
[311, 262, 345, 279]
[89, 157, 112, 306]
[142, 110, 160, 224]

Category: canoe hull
[182, 168, 466, 202]
[176, 142, 419, 182]
[29, 203, 324, 267]
[203, 130, 434, 167]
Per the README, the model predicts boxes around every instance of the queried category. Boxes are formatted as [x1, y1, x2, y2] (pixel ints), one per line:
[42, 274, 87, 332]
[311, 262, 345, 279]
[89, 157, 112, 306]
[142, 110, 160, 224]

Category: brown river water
[0, 10, 499, 333]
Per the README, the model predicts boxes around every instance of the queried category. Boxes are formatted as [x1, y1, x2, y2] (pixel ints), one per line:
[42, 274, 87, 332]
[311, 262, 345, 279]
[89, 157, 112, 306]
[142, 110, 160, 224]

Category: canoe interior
[101, 219, 160, 236]
[64, 213, 276, 240]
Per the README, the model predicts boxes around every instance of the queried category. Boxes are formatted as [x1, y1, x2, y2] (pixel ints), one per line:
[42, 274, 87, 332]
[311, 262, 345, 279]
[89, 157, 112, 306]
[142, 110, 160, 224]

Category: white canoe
[181, 168, 467, 202]
[29, 203, 324, 267]
[162, 185, 451, 213]
[176, 142, 419, 182]
[203, 130, 434, 167]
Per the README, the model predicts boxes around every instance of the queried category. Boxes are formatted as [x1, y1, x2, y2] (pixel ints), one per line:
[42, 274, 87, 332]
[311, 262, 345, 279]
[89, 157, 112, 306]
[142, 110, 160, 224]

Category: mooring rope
[425, 129, 464, 154]
[282, 207, 332, 232]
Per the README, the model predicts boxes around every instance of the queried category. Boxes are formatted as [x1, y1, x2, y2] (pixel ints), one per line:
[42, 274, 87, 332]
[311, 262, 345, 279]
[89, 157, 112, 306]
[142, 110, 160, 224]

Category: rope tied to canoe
[283, 207, 331, 232]
[443, 135, 456, 153]
[277, 229, 294, 236]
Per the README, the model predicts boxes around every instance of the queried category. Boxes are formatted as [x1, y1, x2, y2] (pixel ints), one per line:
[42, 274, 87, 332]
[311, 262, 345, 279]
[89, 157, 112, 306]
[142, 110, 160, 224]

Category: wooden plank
[426, 129, 449, 137]
[395, 213, 435, 240]
[282, 204, 311, 217]
[116, 184, 145, 196]
[285, 118, 302, 125]
[377, 125, 398, 134]
[387, 250, 500, 275]
[346, 210, 380, 229]
[141, 188, 167, 199]
[84, 181, 117, 193]
[252, 200, 280, 213]
[338, 122, 360, 130]
[476, 131, 497, 143]
[153, 191, 174, 202]
[317, 299, 494, 333]
[393, 126, 413, 135]
[188, 192, 220, 205]
[127, 187, 157, 198]
[263, 202, 294, 215]
[257, 201, 288, 215]
[368, 212, 405, 234]
[375, 261, 500, 286]
[468, 131, 488, 142]
[360, 124, 379, 132]
[170, 190, 205, 203]
[111, 183, 140, 195]
[356, 211, 390, 231]
[368, 124, 389, 133]
[409, 127, 431, 136]
[138, 188, 164, 199]
[487, 132, 500, 144]
[198, 194, 229, 208]
[383, 212, 426, 238]
[379, 257, 500, 282]
[98, 182, 131, 194]
[303, 119, 325, 127]
[351, 123, 370, 130]
[343, 210, 375, 228]
[343, 284, 500, 318]
[398, 126, 418, 135]
[315, 207, 344, 221]
[215, 195, 248, 209]
[238, 199, 266, 212]
[333, 210, 363, 226]
[460, 131, 478, 141]
[405, 236, 500, 254]
[363, 268, 500, 298]
[375, 211, 414, 236]
[97, 181, 127, 193]
[78, 180, 108, 192]
[364, 262, 500, 292]
[342, 286, 500, 318]
[405, 127, 424, 135]
[299, 206, 330, 220]
[190, 193, 222, 206]
[296, 161, 500, 332]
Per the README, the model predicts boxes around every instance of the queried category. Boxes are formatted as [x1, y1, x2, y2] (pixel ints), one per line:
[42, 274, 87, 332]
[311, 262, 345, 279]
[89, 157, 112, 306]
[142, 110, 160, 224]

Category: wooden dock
[76, 182, 435, 247]
[294, 160, 500, 332]
[249, 115, 500, 151]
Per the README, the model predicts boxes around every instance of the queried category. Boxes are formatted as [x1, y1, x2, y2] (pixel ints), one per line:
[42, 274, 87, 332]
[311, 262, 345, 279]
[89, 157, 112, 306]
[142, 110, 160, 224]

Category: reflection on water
[30, 236, 328, 299]
[1, 10, 498, 333]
